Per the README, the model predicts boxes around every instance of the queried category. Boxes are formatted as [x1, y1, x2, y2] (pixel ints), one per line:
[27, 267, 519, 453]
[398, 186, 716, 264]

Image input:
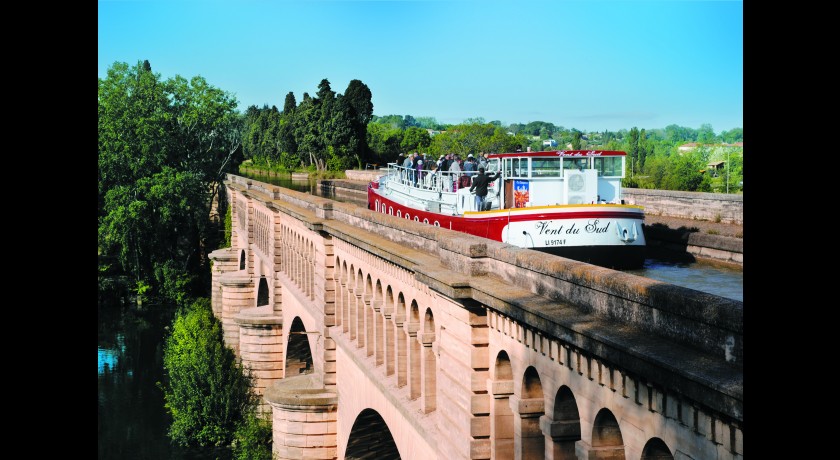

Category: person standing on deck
[449, 154, 462, 191]
[464, 154, 476, 177]
[469, 167, 501, 211]
[403, 153, 414, 184]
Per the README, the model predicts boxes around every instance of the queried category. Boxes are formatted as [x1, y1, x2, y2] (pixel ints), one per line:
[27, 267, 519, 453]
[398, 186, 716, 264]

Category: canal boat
[367, 150, 646, 269]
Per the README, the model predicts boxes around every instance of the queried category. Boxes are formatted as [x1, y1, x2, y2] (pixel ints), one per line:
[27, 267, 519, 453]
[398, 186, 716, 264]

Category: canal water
[98, 296, 233, 460]
[241, 171, 744, 302]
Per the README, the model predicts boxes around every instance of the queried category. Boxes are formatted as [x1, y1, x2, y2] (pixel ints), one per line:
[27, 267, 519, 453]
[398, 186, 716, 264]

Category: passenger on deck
[464, 154, 476, 177]
[403, 153, 414, 184]
[469, 167, 501, 211]
[449, 155, 462, 191]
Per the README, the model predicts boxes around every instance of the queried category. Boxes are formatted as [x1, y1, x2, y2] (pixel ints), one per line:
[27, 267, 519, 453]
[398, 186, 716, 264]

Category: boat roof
[486, 150, 626, 158]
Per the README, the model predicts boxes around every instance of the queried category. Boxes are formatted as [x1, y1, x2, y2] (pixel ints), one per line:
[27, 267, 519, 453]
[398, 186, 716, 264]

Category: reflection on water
[625, 258, 743, 302]
[237, 171, 743, 302]
[98, 299, 233, 459]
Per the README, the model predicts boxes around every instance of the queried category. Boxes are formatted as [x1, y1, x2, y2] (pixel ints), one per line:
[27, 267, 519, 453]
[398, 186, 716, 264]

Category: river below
[98, 297, 233, 460]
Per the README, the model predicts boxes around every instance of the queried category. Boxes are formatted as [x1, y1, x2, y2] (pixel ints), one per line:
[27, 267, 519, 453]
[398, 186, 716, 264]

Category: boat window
[593, 156, 623, 177]
[562, 158, 587, 176]
[505, 157, 528, 178]
[531, 158, 562, 177]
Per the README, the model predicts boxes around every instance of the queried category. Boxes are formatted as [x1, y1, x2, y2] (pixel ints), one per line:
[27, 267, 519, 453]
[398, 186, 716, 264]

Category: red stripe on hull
[368, 187, 644, 242]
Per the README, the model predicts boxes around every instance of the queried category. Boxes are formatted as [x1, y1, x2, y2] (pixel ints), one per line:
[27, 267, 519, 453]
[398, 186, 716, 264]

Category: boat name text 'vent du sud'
[535, 219, 611, 235]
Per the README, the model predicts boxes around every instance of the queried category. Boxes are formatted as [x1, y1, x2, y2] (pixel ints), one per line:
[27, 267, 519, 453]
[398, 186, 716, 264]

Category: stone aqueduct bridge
[209, 174, 743, 460]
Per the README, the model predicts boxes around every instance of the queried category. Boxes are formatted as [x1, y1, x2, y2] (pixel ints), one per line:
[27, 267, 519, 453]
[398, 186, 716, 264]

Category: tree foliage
[98, 60, 242, 301]
[232, 412, 273, 460]
[242, 79, 374, 172]
[159, 298, 257, 447]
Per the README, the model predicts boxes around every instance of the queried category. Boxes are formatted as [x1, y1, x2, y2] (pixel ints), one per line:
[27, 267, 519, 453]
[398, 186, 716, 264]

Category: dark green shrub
[159, 298, 256, 447]
[232, 413, 273, 460]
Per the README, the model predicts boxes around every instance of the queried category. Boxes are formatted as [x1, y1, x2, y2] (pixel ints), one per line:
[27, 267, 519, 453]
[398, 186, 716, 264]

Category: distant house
[707, 161, 725, 176]
[426, 129, 442, 136]
[678, 142, 699, 152]
[542, 139, 557, 147]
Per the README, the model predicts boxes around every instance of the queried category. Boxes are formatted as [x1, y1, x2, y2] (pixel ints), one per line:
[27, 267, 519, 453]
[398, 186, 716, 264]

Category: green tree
[294, 93, 321, 168]
[343, 79, 374, 162]
[571, 130, 582, 150]
[697, 123, 715, 144]
[323, 95, 357, 169]
[279, 92, 298, 159]
[366, 123, 404, 164]
[370, 114, 406, 129]
[662, 150, 710, 192]
[720, 127, 743, 144]
[160, 298, 257, 447]
[98, 60, 241, 301]
[414, 116, 443, 130]
[400, 126, 432, 153]
[627, 127, 640, 176]
[232, 412, 273, 460]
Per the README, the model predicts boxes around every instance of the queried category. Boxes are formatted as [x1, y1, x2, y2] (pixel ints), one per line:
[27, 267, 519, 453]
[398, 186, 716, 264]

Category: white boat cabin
[379, 150, 627, 215]
[490, 150, 627, 208]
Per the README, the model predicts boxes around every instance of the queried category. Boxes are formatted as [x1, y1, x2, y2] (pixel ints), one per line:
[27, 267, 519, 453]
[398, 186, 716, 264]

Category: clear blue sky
[98, 0, 743, 134]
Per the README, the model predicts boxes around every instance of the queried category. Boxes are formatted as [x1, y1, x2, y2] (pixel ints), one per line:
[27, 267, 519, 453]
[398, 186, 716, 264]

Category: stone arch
[239, 249, 246, 270]
[384, 285, 395, 376]
[256, 276, 269, 306]
[285, 317, 314, 376]
[590, 408, 625, 459]
[548, 385, 581, 459]
[491, 351, 514, 459]
[408, 300, 422, 400]
[395, 292, 407, 387]
[519, 366, 545, 459]
[641, 437, 673, 460]
[421, 307, 436, 413]
[345, 408, 401, 460]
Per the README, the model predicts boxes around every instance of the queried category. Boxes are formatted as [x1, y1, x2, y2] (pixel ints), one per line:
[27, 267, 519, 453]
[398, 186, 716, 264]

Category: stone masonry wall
[623, 188, 743, 224]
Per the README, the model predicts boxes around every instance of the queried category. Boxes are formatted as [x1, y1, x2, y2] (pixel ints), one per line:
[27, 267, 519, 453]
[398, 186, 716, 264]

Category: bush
[233, 413, 274, 460]
[159, 298, 257, 447]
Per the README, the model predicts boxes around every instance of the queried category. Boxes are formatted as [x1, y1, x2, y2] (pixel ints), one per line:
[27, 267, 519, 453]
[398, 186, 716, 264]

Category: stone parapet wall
[623, 188, 743, 224]
[344, 169, 387, 182]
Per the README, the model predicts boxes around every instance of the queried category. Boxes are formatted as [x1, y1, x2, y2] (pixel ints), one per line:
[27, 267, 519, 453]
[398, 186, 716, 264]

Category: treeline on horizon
[243, 79, 743, 195]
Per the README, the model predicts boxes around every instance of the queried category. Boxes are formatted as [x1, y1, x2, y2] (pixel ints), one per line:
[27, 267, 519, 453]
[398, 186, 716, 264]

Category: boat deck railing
[385, 162, 483, 194]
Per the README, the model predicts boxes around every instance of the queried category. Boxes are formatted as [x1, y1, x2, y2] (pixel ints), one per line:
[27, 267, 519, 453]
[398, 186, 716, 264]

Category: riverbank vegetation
[243, 96, 743, 194]
[159, 297, 273, 459]
[99, 60, 272, 457]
